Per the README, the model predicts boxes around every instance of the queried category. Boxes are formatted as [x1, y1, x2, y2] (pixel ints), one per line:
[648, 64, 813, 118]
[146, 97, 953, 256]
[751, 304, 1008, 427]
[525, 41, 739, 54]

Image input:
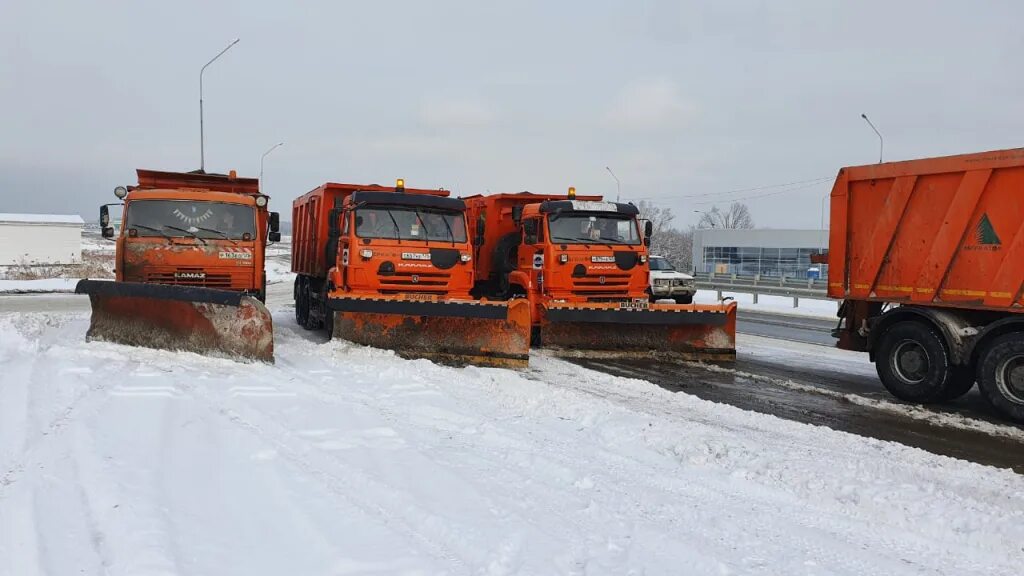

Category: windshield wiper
[129, 224, 175, 243]
[384, 209, 402, 244]
[413, 209, 431, 243]
[439, 214, 456, 246]
[163, 225, 207, 245]
[194, 226, 238, 245]
[551, 235, 592, 243]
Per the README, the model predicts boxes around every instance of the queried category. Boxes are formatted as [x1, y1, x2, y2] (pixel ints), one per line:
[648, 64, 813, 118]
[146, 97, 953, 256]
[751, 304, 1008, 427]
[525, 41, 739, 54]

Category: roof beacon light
[568, 186, 576, 200]
[396, 178, 405, 192]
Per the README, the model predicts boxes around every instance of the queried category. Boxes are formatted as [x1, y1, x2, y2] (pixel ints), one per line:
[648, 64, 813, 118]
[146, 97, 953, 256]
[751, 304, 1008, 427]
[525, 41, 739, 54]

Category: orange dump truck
[826, 147, 1024, 422]
[291, 180, 530, 367]
[465, 190, 737, 359]
[76, 169, 280, 361]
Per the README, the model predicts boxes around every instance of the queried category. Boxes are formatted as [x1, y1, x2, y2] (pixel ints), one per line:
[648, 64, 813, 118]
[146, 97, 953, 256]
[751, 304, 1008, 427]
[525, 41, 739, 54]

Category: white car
[648, 256, 696, 304]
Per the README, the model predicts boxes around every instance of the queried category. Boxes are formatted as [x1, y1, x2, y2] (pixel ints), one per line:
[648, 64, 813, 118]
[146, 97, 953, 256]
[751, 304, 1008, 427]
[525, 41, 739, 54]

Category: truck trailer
[465, 189, 737, 359]
[76, 169, 280, 362]
[825, 147, 1024, 422]
[291, 180, 530, 367]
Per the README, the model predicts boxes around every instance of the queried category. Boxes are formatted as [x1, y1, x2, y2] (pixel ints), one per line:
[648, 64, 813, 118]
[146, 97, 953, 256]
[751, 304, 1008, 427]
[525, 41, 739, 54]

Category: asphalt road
[737, 309, 837, 346]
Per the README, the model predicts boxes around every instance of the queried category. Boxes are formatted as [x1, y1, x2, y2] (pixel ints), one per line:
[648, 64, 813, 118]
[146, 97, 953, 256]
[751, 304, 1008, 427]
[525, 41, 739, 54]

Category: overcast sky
[2, 1, 1022, 229]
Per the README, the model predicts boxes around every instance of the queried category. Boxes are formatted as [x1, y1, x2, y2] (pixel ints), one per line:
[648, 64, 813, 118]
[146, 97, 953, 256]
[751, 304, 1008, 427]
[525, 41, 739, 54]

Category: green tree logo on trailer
[968, 214, 1001, 251]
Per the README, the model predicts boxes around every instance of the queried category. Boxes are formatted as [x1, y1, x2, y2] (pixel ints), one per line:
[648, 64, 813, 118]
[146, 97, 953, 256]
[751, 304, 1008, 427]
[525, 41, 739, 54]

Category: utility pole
[200, 38, 240, 172]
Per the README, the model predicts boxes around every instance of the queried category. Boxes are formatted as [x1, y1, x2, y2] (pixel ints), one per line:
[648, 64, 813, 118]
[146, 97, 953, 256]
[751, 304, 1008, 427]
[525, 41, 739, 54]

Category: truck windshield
[355, 206, 467, 243]
[125, 200, 256, 240]
[548, 213, 641, 245]
[649, 258, 675, 271]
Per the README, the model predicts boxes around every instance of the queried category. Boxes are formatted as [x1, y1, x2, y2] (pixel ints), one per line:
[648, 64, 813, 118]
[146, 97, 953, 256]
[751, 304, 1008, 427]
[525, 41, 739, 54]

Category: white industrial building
[0, 213, 84, 266]
[692, 228, 829, 279]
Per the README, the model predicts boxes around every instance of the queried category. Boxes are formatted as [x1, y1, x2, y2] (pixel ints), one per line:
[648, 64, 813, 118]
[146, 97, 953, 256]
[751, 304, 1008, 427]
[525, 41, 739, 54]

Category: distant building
[0, 213, 84, 266]
[692, 228, 829, 279]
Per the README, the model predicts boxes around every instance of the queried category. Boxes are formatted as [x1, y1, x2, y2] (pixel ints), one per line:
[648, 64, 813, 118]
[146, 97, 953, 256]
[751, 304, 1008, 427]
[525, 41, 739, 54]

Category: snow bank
[0, 278, 79, 293]
[695, 288, 839, 319]
[0, 311, 1022, 575]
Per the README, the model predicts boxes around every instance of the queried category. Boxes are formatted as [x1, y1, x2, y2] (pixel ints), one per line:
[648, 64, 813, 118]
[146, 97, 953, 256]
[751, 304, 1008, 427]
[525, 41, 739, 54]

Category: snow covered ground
[1, 309, 1023, 575]
[0, 279, 79, 294]
[695, 289, 839, 319]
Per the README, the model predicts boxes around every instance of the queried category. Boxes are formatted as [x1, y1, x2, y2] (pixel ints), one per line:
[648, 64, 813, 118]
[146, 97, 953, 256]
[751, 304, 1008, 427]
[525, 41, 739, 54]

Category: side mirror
[523, 219, 538, 244]
[268, 231, 281, 243]
[269, 212, 280, 233]
[102, 226, 115, 239]
[100, 205, 110, 227]
[644, 220, 654, 238]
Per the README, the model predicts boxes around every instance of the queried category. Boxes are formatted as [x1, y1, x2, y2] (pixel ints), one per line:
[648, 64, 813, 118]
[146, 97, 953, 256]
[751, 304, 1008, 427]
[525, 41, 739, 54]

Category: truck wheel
[294, 277, 308, 326]
[874, 321, 951, 403]
[939, 366, 975, 402]
[674, 294, 694, 305]
[976, 333, 1024, 423]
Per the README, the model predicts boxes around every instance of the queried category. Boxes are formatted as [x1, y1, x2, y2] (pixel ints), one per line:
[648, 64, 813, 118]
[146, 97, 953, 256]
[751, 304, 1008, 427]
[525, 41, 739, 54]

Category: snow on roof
[0, 213, 85, 225]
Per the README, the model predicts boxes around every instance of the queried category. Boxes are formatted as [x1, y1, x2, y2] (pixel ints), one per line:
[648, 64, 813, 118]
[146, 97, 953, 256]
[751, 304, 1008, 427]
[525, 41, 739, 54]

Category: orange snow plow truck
[465, 190, 737, 360]
[76, 169, 280, 362]
[824, 147, 1024, 423]
[291, 180, 531, 368]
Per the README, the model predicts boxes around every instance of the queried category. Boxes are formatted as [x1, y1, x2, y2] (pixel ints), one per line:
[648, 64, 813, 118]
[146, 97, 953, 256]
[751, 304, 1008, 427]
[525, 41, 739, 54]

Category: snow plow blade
[75, 280, 274, 362]
[329, 296, 531, 368]
[540, 301, 737, 361]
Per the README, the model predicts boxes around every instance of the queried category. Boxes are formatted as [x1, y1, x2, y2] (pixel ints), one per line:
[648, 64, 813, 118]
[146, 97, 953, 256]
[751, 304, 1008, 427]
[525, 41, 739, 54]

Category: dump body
[826, 148, 1024, 423]
[77, 169, 279, 362]
[291, 182, 530, 367]
[465, 192, 736, 360]
[827, 148, 1024, 311]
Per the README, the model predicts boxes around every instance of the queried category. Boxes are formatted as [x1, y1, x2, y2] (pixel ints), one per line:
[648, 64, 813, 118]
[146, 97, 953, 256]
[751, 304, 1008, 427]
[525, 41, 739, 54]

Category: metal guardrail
[694, 272, 828, 307]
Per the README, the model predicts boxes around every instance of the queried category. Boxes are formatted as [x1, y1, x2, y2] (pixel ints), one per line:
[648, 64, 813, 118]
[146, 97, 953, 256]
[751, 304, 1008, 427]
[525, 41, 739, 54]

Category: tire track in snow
[176, 377, 470, 572]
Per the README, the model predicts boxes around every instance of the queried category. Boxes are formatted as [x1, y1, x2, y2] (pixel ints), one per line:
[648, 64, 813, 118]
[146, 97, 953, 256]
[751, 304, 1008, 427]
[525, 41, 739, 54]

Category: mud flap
[540, 301, 737, 362]
[75, 280, 274, 362]
[329, 297, 531, 368]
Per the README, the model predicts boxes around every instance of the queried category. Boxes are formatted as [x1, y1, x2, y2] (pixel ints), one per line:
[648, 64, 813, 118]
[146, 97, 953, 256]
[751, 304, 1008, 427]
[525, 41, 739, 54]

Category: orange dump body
[292, 182, 530, 367]
[465, 192, 736, 360]
[828, 148, 1024, 311]
[76, 169, 276, 362]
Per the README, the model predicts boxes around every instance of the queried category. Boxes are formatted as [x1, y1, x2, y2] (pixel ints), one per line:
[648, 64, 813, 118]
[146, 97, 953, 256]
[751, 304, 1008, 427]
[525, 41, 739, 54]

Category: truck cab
[105, 169, 280, 301]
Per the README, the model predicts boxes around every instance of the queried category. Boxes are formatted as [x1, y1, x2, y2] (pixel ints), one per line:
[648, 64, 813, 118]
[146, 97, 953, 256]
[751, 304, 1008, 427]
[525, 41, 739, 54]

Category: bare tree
[636, 200, 675, 236]
[697, 202, 754, 229]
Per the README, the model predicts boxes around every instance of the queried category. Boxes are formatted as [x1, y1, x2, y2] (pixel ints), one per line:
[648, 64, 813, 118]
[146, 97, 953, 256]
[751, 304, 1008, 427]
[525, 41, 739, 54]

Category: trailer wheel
[976, 333, 1024, 423]
[874, 321, 951, 403]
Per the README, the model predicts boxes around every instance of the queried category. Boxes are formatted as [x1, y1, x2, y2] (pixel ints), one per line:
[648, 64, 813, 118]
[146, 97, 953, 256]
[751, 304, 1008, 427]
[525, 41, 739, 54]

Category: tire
[494, 233, 521, 274]
[674, 294, 694, 305]
[938, 366, 975, 402]
[874, 321, 952, 403]
[976, 333, 1024, 423]
[294, 276, 308, 327]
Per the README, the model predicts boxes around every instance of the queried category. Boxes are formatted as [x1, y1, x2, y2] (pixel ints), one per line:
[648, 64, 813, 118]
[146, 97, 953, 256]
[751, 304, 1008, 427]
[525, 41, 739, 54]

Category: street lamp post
[200, 38, 240, 173]
[605, 166, 621, 202]
[259, 142, 285, 193]
[861, 113, 883, 164]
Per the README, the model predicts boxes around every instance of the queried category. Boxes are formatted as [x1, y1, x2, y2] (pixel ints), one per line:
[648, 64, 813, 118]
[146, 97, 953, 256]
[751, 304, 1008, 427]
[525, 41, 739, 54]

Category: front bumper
[650, 283, 696, 298]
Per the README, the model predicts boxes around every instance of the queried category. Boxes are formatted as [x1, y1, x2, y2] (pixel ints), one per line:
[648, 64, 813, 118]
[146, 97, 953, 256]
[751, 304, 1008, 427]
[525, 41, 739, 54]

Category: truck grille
[571, 273, 631, 301]
[146, 269, 234, 289]
[380, 271, 451, 294]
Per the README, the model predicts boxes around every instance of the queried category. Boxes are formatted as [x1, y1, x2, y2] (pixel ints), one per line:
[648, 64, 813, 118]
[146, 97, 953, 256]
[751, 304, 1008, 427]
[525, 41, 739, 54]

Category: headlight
[559, 254, 569, 263]
[655, 279, 669, 286]
[360, 249, 373, 259]
[255, 196, 268, 207]
[460, 253, 471, 262]
[639, 255, 647, 263]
